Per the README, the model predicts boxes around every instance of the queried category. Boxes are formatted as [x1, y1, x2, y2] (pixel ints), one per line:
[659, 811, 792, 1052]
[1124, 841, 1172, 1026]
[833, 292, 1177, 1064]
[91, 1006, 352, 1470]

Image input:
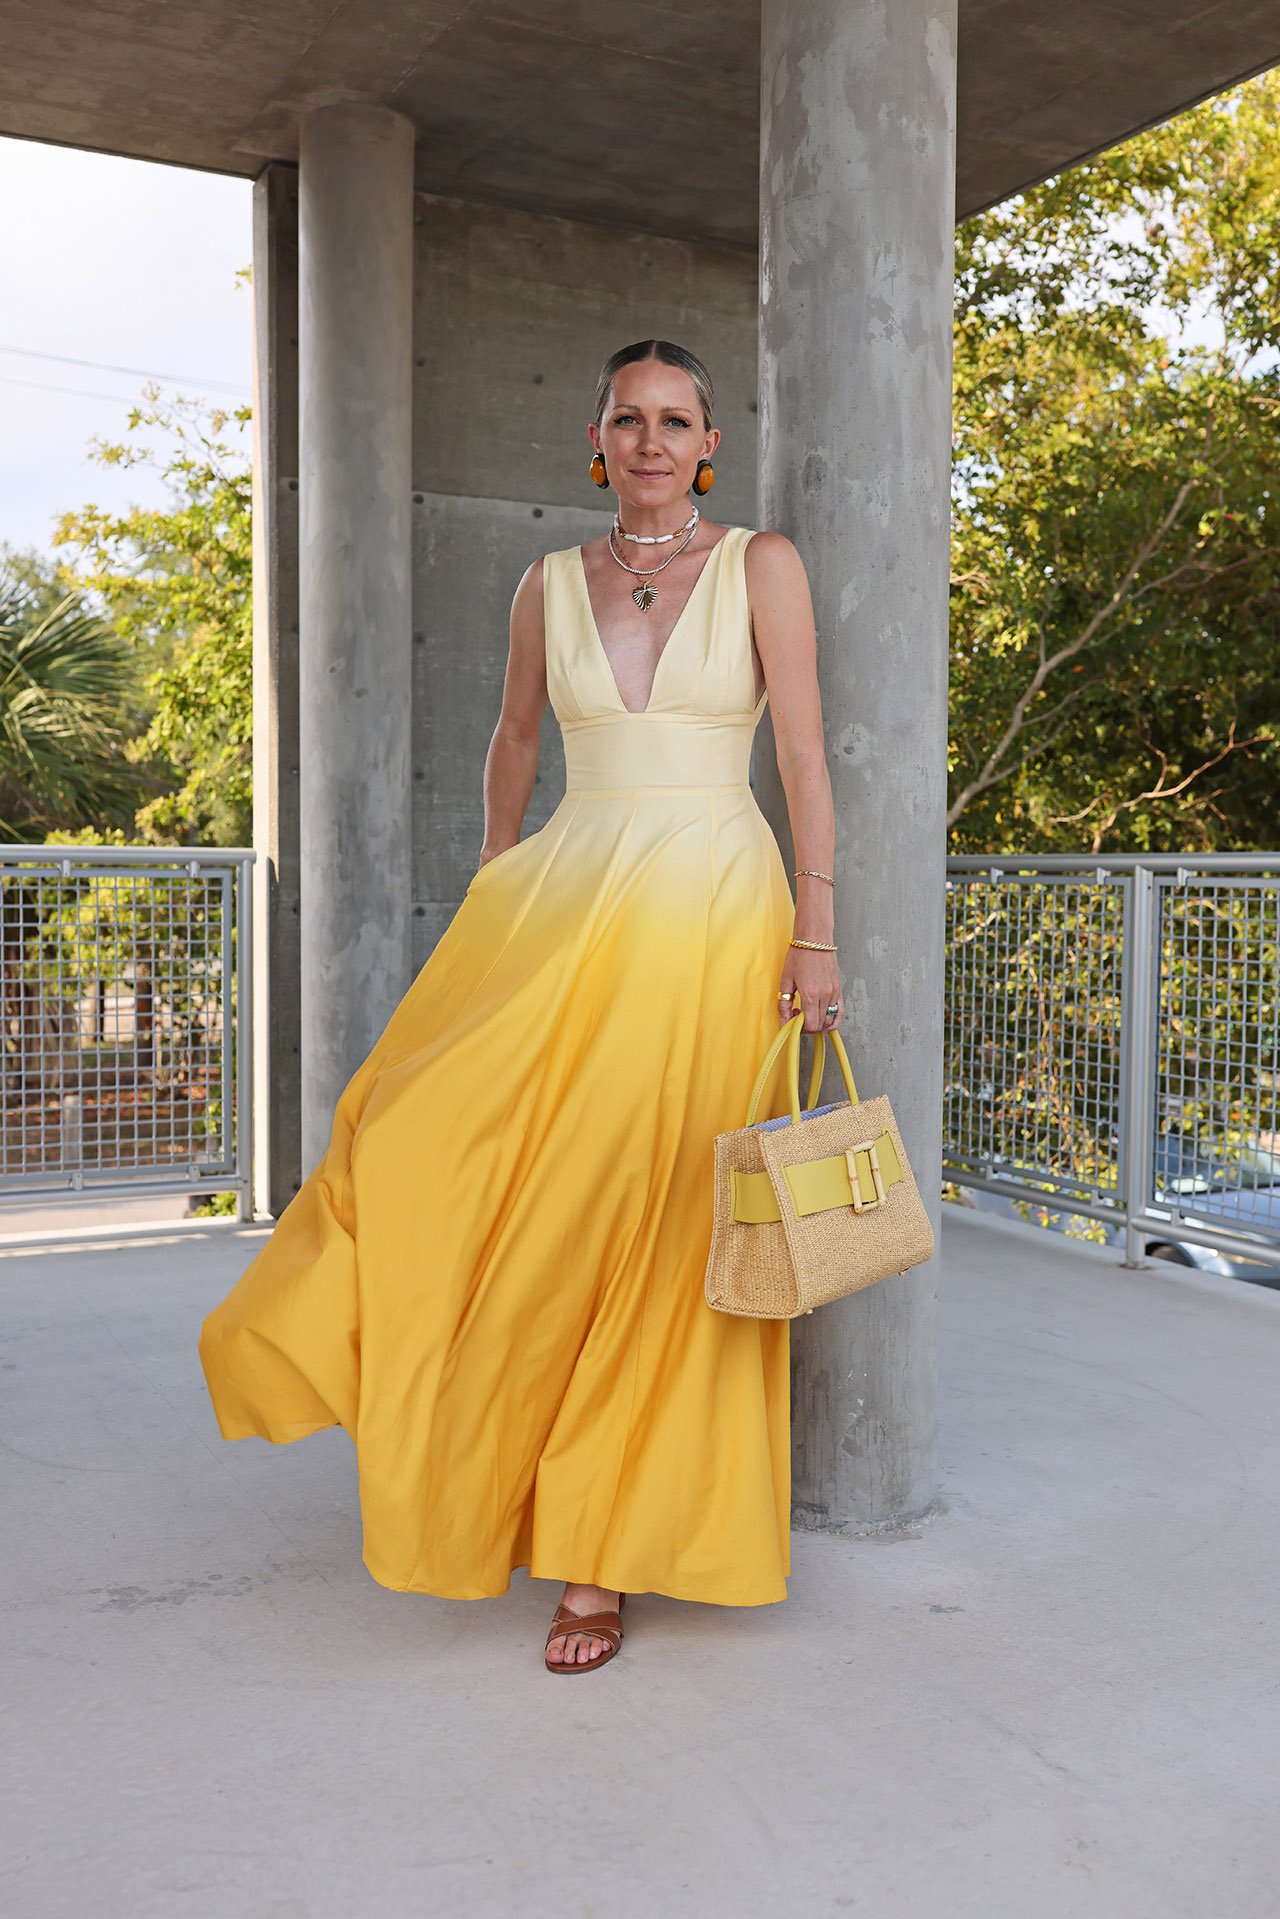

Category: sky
[0, 136, 252, 561]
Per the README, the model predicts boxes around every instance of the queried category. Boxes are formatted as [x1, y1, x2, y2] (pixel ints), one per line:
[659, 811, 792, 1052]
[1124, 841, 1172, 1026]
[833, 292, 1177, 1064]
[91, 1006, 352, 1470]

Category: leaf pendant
[632, 584, 657, 611]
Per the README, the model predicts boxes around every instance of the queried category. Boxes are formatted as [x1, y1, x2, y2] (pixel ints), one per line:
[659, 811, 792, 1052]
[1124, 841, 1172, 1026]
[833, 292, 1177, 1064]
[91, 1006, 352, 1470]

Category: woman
[198, 338, 842, 1674]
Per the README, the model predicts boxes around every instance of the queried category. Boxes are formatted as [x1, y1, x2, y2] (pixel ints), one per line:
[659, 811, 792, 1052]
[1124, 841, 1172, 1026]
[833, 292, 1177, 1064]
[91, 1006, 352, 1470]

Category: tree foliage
[0, 561, 146, 842]
[950, 71, 1280, 853]
[53, 386, 252, 846]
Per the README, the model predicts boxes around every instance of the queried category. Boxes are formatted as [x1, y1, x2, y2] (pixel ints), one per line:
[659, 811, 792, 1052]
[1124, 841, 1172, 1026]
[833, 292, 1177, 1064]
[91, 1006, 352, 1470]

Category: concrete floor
[0, 1192, 213, 1237]
[2, 1208, 1277, 1919]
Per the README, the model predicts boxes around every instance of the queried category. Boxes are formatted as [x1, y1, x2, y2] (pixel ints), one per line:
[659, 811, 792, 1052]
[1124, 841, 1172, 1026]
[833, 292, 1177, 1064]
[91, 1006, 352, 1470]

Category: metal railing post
[235, 853, 255, 1222]
[1119, 864, 1156, 1267]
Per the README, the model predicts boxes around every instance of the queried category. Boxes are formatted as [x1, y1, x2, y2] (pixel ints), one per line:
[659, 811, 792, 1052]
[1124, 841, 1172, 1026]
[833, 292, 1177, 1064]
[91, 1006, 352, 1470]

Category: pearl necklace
[605, 517, 700, 611]
[612, 505, 700, 546]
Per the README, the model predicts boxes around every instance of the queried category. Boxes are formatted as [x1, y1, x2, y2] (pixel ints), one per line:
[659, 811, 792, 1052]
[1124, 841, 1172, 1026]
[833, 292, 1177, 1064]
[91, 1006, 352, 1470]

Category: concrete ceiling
[6, 2, 1279, 246]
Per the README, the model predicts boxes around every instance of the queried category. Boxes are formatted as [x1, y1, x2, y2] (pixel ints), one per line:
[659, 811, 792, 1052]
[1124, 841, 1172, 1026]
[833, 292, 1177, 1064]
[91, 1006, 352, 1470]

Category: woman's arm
[476, 558, 548, 869]
[744, 531, 844, 1032]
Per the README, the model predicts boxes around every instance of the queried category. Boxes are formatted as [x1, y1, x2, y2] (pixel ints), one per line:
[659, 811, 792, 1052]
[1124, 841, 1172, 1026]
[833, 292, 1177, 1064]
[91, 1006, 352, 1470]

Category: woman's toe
[546, 1617, 615, 1665]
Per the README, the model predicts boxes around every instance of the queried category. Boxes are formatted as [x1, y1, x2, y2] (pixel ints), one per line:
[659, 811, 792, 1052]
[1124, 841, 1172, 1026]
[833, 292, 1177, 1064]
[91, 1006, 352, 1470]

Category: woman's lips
[631, 469, 672, 478]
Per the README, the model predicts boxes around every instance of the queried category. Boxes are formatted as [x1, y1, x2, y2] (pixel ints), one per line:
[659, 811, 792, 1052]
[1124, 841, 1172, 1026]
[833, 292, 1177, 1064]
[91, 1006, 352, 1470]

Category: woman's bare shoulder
[509, 553, 546, 625]
[743, 528, 810, 586]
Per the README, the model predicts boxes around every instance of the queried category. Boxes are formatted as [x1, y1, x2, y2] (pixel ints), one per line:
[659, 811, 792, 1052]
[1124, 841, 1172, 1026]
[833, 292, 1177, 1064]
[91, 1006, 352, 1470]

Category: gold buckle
[845, 1140, 886, 1213]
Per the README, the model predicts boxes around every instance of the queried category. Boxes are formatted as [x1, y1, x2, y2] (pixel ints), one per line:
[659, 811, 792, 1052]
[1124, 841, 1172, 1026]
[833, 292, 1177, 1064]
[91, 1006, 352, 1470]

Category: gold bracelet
[795, 869, 835, 885]
[790, 937, 838, 951]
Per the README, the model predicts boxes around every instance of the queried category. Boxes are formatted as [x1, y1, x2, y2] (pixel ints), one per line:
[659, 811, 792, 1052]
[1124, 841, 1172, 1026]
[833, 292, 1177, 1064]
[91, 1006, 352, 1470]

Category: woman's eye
[611, 414, 691, 427]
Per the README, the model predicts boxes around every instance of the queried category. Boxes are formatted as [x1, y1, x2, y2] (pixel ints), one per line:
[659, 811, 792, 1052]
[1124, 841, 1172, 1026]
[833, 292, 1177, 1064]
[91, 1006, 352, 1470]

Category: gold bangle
[795, 869, 835, 885]
[790, 937, 837, 951]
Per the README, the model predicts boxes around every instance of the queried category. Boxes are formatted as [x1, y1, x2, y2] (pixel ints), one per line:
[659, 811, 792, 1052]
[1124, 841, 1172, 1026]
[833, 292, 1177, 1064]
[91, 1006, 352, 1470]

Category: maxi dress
[198, 523, 799, 1605]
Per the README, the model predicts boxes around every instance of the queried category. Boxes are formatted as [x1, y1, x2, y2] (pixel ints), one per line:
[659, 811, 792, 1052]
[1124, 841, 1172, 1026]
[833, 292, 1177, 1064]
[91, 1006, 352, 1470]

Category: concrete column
[249, 164, 301, 1216]
[757, 0, 956, 1527]
[297, 104, 415, 1170]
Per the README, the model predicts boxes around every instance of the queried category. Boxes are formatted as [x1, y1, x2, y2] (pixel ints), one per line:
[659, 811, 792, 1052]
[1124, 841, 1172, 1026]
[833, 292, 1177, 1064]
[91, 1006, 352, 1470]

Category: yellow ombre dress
[199, 524, 798, 1604]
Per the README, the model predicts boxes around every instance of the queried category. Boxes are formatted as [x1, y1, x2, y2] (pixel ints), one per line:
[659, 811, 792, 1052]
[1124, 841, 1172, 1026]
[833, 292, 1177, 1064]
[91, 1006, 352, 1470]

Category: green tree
[54, 385, 253, 846]
[0, 546, 76, 618]
[950, 71, 1280, 854]
[0, 564, 144, 842]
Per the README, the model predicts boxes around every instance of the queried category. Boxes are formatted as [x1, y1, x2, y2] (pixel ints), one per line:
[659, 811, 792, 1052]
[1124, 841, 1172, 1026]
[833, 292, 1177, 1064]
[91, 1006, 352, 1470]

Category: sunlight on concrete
[2, 1208, 1275, 1917]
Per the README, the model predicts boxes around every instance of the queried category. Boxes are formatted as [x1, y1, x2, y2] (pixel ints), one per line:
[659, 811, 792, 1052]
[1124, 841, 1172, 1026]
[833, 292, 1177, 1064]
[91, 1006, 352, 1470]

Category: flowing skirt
[199, 782, 797, 1604]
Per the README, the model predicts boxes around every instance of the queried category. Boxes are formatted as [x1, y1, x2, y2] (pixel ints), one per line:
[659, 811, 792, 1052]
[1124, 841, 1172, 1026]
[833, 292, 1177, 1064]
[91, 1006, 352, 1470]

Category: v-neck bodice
[544, 524, 767, 731]
[575, 527, 732, 716]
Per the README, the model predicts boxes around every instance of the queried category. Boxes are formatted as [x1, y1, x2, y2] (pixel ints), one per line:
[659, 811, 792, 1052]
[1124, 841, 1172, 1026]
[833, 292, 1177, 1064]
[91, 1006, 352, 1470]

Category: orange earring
[589, 451, 609, 489]
[693, 458, 715, 495]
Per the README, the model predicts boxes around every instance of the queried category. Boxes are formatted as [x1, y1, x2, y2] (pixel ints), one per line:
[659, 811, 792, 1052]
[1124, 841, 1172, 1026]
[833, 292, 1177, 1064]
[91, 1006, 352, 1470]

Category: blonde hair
[593, 340, 714, 429]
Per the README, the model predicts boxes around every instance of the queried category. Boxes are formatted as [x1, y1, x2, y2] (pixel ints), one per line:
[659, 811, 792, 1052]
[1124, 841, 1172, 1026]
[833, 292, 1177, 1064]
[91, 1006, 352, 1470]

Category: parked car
[953, 1131, 1280, 1290]
[1143, 1133, 1280, 1285]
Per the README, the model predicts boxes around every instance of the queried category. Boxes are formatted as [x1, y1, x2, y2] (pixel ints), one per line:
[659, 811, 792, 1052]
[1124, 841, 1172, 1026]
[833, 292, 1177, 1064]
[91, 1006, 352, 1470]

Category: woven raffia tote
[704, 1003, 935, 1318]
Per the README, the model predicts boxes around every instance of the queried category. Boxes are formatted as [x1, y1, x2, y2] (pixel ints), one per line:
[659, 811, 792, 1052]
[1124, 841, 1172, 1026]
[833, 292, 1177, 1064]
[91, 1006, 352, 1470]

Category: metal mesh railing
[1153, 873, 1280, 1239]
[945, 869, 1125, 1204]
[945, 856, 1280, 1265]
[0, 846, 253, 1208]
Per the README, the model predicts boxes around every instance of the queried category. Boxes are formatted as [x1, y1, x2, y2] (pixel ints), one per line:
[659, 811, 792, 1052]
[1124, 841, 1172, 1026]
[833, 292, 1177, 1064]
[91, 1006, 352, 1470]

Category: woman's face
[589, 361, 720, 514]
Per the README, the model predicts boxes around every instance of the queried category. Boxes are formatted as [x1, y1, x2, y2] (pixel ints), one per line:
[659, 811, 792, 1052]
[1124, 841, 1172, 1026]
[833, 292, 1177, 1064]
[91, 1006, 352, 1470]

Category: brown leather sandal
[544, 1592, 626, 1674]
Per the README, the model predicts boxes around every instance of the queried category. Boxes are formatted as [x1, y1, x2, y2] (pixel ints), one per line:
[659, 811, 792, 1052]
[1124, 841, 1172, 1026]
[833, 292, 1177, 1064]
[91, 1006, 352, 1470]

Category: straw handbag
[704, 1002, 935, 1318]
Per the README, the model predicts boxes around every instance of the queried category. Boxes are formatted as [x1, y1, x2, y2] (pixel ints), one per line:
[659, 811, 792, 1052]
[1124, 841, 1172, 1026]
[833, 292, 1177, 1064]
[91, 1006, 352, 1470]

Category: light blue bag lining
[747, 1099, 844, 1134]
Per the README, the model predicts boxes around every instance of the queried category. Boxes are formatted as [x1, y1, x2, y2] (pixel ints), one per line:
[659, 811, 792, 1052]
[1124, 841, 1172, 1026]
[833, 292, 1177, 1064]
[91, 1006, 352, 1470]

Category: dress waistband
[561, 713, 759, 790]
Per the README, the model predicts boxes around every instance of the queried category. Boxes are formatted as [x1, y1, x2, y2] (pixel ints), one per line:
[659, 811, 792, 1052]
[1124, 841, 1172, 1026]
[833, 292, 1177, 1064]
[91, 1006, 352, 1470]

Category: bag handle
[772, 1004, 861, 1125]
[744, 1003, 822, 1124]
[744, 988, 860, 1125]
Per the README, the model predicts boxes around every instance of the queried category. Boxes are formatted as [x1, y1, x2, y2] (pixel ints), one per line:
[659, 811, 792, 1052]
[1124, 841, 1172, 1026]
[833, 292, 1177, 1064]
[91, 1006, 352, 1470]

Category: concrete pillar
[249, 164, 301, 1216]
[757, 0, 956, 1527]
[297, 104, 415, 1169]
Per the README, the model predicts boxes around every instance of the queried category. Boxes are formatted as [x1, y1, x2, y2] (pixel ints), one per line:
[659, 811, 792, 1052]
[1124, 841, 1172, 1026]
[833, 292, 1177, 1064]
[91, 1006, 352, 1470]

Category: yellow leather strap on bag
[731, 992, 883, 1223]
[729, 1133, 905, 1222]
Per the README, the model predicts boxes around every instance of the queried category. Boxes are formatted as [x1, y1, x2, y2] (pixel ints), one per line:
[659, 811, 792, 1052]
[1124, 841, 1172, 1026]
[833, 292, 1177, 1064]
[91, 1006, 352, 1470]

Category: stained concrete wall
[257, 179, 760, 1202]
[407, 192, 760, 960]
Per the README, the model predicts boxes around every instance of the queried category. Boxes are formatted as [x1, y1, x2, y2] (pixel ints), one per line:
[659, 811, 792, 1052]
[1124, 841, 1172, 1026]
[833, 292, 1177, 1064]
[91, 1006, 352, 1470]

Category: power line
[0, 373, 253, 412]
[0, 342, 250, 397]
[0, 372, 172, 405]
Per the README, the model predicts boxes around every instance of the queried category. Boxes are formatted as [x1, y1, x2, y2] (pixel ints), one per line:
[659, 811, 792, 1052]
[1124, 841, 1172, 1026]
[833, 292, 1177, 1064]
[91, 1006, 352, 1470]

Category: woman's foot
[545, 1582, 622, 1668]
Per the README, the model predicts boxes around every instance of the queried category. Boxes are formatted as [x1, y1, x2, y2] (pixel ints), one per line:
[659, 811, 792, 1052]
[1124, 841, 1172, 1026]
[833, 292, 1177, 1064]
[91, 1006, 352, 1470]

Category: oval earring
[589, 451, 609, 489]
[692, 458, 715, 495]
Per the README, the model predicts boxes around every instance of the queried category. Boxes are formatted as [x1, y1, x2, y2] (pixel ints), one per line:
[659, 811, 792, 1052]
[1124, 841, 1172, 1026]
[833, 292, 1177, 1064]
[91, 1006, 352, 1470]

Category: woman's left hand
[777, 947, 843, 1032]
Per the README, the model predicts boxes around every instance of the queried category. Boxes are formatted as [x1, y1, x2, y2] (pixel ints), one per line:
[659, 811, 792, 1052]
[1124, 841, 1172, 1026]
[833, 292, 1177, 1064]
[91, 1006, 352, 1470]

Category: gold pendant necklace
[605, 519, 699, 612]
